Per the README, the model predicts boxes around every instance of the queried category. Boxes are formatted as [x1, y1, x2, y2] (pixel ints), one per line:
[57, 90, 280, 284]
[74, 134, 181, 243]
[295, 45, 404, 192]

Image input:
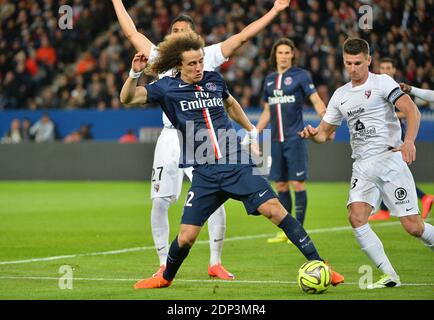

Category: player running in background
[369, 57, 433, 221]
[112, 0, 291, 280]
[255, 38, 328, 244]
[120, 31, 344, 289]
[299, 38, 434, 289]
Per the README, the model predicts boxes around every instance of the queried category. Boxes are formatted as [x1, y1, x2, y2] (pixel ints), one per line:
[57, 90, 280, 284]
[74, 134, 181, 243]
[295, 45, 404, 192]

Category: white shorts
[347, 151, 419, 218]
[150, 127, 193, 201]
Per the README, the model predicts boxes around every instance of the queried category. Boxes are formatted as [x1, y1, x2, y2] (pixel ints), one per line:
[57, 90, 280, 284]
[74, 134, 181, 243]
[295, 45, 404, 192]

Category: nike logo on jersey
[179, 84, 189, 88]
[267, 81, 274, 86]
[259, 190, 268, 197]
[213, 238, 224, 242]
[340, 99, 349, 105]
[299, 235, 308, 243]
[157, 246, 166, 251]
[296, 171, 305, 177]
[406, 208, 414, 212]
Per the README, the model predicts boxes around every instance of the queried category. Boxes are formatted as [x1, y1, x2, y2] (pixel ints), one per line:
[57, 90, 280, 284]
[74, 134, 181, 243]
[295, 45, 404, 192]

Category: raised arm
[112, 0, 153, 56]
[220, 0, 290, 58]
[298, 120, 337, 144]
[393, 94, 421, 165]
[400, 83, 434, 103]
[309, 92, 326, 118]
[120, 53, 149, 106]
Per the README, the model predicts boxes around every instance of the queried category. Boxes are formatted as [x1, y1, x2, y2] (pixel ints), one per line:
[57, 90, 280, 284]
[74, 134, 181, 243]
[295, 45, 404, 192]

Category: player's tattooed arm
[112, 0, 153, 56]
[220, 0, 291, 58]
[120, 53, 149, 106]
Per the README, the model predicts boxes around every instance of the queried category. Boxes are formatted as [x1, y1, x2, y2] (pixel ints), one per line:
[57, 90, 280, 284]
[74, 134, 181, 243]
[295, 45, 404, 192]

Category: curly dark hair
[145, 31, 205, 76]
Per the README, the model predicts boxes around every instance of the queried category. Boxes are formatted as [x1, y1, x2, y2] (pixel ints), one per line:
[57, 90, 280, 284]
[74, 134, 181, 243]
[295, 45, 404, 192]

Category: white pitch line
[0, 276, 433, 287]
[0, 219, 424, 265]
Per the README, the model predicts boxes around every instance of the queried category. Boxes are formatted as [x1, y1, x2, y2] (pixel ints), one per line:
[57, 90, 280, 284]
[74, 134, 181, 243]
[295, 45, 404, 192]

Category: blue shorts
[269, 138, 308, 182]
[181, 164, 277, 226]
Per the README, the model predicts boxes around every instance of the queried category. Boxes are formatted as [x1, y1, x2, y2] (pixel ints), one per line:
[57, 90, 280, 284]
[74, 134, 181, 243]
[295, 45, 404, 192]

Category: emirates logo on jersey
[364, 90, 371, 99]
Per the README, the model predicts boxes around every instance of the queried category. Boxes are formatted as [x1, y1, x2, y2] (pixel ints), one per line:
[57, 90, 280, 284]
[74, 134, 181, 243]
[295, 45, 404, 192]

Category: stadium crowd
[0, 0, 433, 112]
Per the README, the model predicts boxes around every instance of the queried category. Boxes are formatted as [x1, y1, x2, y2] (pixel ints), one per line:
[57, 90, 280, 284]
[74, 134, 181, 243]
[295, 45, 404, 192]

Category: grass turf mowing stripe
[0, 220, 419, 265]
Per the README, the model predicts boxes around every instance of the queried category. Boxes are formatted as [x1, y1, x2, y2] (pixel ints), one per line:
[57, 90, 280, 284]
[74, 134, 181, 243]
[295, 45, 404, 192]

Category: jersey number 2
[185, 191, 194, 207]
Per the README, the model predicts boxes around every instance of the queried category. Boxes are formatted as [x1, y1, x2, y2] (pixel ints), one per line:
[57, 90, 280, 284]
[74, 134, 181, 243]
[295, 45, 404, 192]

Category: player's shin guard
[278, 214, 321, 261]
[278, 191, 292, 215]
[163, 236, 191, 281]
[295, 190, 307, 226]
[420, 222, 434, 251]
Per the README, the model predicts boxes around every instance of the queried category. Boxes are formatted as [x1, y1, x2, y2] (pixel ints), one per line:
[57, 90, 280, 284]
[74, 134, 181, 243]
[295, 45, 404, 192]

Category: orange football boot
[208, 263, 235, 280]
[134, 275, 172, 289]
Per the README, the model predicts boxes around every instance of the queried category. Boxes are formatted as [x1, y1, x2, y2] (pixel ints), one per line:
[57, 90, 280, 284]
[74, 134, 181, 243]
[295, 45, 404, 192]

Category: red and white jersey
[323, 73, 405, 160]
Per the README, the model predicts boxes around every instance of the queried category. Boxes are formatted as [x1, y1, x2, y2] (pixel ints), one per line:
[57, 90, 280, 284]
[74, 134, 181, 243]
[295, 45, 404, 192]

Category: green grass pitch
[0, 181, 433, 300]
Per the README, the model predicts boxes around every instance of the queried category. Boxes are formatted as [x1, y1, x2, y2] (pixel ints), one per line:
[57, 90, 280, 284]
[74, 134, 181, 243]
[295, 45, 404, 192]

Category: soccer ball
[297, 260, 331, 294]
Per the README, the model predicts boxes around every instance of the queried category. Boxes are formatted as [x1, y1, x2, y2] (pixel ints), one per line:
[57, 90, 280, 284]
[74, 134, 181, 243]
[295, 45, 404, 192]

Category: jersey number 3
[351, 178, 358, 189]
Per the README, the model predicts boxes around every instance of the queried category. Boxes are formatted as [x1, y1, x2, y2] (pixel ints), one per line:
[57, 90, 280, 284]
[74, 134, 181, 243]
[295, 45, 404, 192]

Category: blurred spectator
[79, 123, 93, 140]
[21, 118, 33, 142]
[63, 130, 82, 143]
[1, 118, 22, 143]
[29, 113, 55, 143]
[119, 129, 138, 144]
[0, 0, 432, 111]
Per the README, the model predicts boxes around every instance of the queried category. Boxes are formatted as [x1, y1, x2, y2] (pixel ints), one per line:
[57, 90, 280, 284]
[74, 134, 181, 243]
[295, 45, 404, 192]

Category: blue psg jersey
[145, 71, 247, 166]
[262, 67, 316, 142]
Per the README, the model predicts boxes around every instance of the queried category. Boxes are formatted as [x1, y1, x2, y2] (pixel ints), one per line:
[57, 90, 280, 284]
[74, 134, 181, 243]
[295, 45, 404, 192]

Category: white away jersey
[149, 43, 228, 127]
[323, 73, 405, 160]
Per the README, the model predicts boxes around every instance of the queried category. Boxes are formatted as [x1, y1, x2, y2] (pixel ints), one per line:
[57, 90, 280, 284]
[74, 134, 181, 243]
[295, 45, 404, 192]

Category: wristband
[129, 68, 143, 79]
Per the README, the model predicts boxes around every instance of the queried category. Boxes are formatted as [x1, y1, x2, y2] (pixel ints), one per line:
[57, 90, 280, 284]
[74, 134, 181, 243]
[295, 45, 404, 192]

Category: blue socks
[163, 236, 191, 281]
[278, 214, 321, 261]
[278, 191, 292, 215]
[295, 190, 307, 226]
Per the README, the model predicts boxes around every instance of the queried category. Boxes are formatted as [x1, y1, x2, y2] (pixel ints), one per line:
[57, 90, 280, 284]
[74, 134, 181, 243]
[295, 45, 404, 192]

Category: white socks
[420, 222, 434, 251]
[151, 197, 172, 266]
[353, 224, 398, 277]
[207, 205, 226, 266]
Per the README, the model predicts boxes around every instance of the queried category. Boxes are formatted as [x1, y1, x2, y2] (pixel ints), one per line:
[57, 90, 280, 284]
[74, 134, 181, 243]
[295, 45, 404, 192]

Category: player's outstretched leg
[259, 198, 344, 286]
[207, 205, 234, 280]
[350, 202, 400, 289]
[135, 225, 201, 289]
